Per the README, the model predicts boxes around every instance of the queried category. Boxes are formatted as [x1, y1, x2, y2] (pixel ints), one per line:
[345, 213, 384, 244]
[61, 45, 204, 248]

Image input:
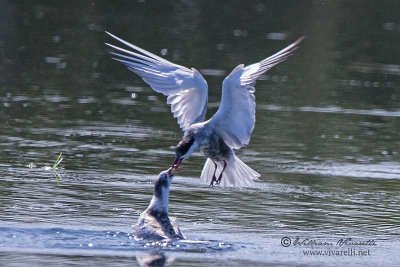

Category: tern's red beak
[172, 158, 182, 170]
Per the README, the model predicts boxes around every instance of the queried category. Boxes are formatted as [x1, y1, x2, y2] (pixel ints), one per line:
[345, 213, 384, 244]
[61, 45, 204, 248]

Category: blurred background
[0, 1, 399, 266]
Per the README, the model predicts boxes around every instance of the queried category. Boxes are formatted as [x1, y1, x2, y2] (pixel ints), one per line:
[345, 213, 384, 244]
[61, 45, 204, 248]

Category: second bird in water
[132, 168, 184, 240]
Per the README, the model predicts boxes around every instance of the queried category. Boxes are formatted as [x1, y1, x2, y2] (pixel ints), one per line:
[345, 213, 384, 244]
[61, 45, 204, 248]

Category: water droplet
[256, 3, 265, 12]
[160, 48, 168, 56]
[88, 23, 102, 31]
[52, 35, 61, 43]
[45, 57, 62, 64]
[28, 163, 36, 169]
[216, 43, 225, 50]
[383, 22, 395, 30]
[266, 32, 287, 40]
[233, 29, 247, 37]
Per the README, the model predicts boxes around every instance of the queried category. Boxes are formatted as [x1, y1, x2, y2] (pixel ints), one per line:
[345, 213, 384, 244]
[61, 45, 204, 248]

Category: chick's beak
[167, 167, 176, 176]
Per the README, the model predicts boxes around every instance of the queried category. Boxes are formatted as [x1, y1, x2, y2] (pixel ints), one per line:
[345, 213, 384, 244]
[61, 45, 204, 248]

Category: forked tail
[200, 155, 260, 187]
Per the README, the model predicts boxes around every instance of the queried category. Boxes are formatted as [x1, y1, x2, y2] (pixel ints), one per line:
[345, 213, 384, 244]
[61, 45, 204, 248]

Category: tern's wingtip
[295, 36, 306, 44]
[105, 31, 119, 40]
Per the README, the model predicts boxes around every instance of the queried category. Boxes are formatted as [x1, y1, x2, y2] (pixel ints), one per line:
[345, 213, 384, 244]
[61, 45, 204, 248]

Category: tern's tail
[200, 155, 260, 187]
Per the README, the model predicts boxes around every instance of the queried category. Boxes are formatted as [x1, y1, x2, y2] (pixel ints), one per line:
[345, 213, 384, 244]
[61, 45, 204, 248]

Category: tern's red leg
[209, 161, 218, 188]
[216, 160, 227, 186]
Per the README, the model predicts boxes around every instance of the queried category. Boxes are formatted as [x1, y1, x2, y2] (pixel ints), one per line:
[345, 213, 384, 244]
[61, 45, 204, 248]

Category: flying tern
[106, 32, 304, 187]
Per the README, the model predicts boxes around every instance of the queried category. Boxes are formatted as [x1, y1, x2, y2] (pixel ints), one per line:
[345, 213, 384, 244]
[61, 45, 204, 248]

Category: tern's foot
[215, 160, 227, 186]
[209, 174, 218, 188]
[215, 172, 224, 186]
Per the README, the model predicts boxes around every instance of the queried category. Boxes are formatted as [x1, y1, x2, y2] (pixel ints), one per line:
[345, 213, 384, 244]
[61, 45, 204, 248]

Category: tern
[106, 32, 304, 187]
[132, 168, 185, 240]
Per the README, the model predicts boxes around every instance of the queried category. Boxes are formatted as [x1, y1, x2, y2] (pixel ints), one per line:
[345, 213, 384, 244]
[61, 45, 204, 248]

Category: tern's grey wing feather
[211, 37, 304, 149]
[106, 32, 208, 131]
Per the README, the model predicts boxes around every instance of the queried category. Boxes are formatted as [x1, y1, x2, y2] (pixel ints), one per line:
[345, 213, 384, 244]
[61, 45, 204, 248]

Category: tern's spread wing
[211, 37, 304, 149]
[106, 32, 208, 131]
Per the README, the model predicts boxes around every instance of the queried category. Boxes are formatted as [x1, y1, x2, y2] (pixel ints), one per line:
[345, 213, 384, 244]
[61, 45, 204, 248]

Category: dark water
[1, 1, 400, 266]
